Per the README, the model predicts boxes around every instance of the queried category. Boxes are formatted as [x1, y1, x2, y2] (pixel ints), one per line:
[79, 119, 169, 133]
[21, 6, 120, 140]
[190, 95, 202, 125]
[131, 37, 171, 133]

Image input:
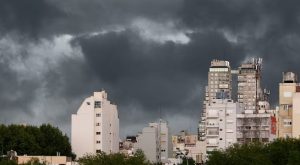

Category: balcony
[206, 142, 219, 147]
[206, 123, 219, 128]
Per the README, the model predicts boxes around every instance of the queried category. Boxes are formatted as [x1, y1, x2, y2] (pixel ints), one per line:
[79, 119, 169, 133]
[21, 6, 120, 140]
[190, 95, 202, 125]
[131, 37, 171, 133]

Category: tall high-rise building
[237, 58, 263, 113]
[199, 60, 232, 141]
[277, 72, 299, 138]
[236, 58, 275, 143]
[71, 90, 119, 158]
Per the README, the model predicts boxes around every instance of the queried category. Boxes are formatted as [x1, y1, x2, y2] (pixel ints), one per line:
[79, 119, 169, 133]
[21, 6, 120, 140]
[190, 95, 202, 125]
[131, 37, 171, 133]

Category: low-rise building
[172, 130, 205, 164]
[205, 98, 238, 159]
[17, 156, 72, 165]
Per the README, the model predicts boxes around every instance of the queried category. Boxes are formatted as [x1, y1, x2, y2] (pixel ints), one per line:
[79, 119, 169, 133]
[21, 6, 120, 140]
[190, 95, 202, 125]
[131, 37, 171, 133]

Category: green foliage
[206, 138, 300, 165]
[179, 157, 195, 165]
[0, 160, 17, 165]
[78, 149, 151, 165]
[0, 124, 74, 158]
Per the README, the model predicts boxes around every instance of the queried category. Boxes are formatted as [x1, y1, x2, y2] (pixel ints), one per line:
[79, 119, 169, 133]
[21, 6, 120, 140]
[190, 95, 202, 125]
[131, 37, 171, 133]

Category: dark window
[94, 101, 101, 108]
[96, 113, 101, 117]
[96, 132, 101, 135]
[96, 150, 101, 153]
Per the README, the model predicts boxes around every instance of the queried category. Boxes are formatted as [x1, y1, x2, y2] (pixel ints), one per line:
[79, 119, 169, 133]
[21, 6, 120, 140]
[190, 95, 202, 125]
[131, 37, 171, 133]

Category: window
[86, 102, 90, 105]
[96, 123, 100, 126]
[96, 113, 101, 117]
[96, 150, 101, 153]
[284, 92, 292, 98]
[96, 132, 101, 135]
[283, 119, 292, 127]
[94, 101, 101, 108]
[96, 140, 101, 144]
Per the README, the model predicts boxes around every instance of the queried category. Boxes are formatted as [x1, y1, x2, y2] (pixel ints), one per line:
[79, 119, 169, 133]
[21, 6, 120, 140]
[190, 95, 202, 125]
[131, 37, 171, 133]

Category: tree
[180, 157, 195, 165]
[78, 150, 151, 165]
[206, 139, 300, 165]
[127, 149, 150, 165]
[0, 124, 74, 159]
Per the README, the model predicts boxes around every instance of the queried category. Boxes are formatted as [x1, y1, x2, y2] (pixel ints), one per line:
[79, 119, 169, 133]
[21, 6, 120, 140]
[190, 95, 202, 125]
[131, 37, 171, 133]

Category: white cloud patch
[131, 18, 191, 44]
[0, 34, 83, 81]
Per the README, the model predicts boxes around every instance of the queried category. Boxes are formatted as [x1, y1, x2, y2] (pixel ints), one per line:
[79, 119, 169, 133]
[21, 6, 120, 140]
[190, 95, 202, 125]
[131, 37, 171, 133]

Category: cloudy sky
[1, 0, 300, 138]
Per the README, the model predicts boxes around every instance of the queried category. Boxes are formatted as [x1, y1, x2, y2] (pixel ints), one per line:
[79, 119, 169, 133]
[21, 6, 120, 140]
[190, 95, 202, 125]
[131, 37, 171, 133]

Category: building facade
[71, 90, 119, 158]
[199, 60, 232, 141]
[172, 130, 204, 164]
[235, 58, 275, 143]
[134, 120, 170, 164]
[205, 99, 238, 157]
[277, 72, 300, 138]
[237, 58, 263, 113]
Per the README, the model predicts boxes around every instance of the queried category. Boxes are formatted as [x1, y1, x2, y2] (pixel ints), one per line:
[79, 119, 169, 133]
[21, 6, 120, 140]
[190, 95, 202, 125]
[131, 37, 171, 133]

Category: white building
[205, 98, 238, 158]
[199, 60, 232, 141]
[71, 90, 119, 158]
[134, 120, 170, 164]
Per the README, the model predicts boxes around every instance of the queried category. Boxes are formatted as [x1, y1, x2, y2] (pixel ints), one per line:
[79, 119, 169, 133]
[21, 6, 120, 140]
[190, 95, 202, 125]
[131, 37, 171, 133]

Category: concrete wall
[278, 83, 296, 138]
[136, 126, 159, 163]
[292, 93, 300, 138]
[17, 156, 69, 165]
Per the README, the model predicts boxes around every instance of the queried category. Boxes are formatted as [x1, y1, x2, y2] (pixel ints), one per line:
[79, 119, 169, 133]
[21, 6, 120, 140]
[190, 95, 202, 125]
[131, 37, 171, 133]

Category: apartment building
[71, 90, 119, 158]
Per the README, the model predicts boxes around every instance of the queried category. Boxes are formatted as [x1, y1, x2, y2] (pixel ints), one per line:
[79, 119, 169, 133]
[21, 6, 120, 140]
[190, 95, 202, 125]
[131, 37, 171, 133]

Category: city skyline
[1, 0, 300, 139]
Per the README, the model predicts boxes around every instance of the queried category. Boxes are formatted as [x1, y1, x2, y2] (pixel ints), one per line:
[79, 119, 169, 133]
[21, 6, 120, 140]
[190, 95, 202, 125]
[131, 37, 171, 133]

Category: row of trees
[0, 124, 74, 159]
[207, 138, 300, 165]
[78, 150, 151, 165]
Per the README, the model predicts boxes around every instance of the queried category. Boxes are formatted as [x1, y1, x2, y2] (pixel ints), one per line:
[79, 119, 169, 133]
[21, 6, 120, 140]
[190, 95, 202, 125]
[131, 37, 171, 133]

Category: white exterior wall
[71, 97, 95, 158]
[205, 99, 238, 158]
[71, 91, 119, 159]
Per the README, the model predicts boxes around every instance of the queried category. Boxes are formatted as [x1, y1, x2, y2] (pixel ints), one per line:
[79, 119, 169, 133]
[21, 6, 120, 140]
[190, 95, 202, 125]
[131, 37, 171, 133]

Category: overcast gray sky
[0, 0, 300, 138]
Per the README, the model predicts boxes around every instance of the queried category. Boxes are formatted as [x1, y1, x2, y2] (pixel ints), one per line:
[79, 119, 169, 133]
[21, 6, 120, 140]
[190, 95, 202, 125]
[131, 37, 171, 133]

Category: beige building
[292, 93, 300, 138]
[277, 72, 300, 138]
[237, 58, 263, 113]
[17, 156, 71, 165]
[172, 130, 204, 164]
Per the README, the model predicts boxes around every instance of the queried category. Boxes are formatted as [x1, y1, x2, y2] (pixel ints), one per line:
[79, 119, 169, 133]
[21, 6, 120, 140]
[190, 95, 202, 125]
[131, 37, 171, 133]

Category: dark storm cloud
[72, 29, 245, 131]
[1, 0, 300, 136]
[0, 0, 63, 37]
[0, 0, 182, 37]
[179, 0, 300, 105]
